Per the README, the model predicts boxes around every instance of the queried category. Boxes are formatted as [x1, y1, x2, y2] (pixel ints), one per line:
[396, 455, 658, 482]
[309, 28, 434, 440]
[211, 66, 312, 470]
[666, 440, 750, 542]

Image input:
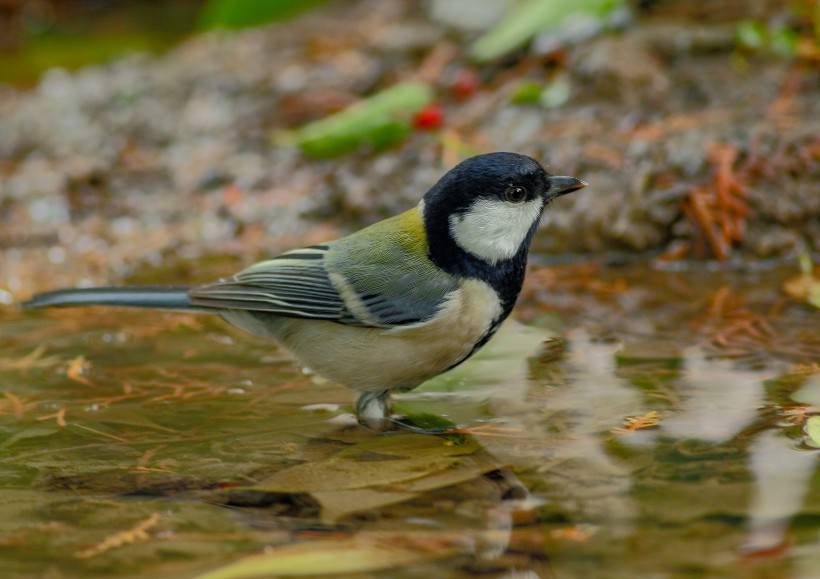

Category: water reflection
[1, 264, 819, 578]
[409, 324, 818, 574]
[404, 319, 548, 418]
[532, 331, 641, 531]
[744, 431, 817, 555]
[661, 347, 770, 442]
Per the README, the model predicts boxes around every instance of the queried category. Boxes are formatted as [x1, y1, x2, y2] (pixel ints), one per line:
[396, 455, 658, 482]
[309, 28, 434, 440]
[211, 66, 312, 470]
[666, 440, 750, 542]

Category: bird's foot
[385, 416, 454, 435]
[355, 392, 456, 435]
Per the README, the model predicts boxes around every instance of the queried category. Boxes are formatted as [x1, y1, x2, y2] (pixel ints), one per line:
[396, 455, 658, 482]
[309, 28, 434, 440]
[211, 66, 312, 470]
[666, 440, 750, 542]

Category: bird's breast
[391, 278, 502, 343]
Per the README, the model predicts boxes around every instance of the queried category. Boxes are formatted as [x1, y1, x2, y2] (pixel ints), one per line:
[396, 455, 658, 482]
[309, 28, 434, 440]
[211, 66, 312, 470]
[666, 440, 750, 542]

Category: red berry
[452, 69, 479, 99]
[414, 104, 444, 130]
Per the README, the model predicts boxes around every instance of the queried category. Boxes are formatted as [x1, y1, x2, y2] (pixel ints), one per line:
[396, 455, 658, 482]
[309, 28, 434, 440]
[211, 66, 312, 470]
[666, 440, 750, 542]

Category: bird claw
[354, 391, 457, 435]
[385, 416, 453, 435]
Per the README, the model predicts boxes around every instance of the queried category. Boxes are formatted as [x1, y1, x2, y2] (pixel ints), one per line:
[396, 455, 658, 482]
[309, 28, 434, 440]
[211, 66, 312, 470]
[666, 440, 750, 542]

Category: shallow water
[0, 260, 818, 578]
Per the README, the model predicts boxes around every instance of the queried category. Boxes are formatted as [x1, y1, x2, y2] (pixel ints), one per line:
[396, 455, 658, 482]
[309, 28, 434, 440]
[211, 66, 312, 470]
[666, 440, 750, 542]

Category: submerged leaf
[337, 433, 477, 459]
[244, 435, 482, 519]
[251, 455, 459, 493]
[311, 488, 416, 522]
[312, 452, 499, 521]
[196, 535, 457, 579]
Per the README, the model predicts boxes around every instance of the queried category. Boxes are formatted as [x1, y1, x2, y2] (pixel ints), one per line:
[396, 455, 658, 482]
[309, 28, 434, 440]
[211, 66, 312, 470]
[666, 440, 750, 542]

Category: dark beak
[547, 176, 587, 198]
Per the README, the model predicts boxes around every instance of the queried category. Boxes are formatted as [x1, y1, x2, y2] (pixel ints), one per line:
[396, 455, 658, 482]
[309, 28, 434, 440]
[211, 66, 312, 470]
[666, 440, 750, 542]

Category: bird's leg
[355, 390, 392, 431]
[355, 390, 452, 434]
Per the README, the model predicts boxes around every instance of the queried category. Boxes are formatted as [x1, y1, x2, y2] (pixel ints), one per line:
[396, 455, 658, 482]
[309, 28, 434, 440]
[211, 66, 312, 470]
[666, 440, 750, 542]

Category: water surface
[0, 260, 818, 578]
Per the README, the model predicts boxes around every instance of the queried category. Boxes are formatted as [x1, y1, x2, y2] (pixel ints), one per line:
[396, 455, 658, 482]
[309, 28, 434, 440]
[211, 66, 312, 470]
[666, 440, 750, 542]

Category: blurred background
[1, 4, 820, 578]
[0, 0, 817, 296]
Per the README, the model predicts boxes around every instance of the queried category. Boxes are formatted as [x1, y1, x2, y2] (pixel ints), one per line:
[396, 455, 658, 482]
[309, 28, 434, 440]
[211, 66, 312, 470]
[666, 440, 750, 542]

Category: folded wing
[189, 213, 458, 329]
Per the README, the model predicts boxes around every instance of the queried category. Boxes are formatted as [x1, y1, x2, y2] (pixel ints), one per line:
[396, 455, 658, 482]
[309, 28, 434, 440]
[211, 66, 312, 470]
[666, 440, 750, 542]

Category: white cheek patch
[449, 197, 543, 264]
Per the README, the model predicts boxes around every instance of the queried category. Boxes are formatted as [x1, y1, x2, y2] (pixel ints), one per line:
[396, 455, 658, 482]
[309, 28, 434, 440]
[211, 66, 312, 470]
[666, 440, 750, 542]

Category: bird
[23, 152, 585, 431]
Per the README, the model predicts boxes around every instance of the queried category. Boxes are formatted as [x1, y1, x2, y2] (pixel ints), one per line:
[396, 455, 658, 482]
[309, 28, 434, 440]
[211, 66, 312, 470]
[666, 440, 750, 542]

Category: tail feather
[22, 287, 195, 311]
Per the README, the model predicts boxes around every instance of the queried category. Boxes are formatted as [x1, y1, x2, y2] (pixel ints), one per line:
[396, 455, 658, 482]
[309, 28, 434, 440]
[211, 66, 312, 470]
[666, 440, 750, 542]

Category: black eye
[503, 185, 528, 203]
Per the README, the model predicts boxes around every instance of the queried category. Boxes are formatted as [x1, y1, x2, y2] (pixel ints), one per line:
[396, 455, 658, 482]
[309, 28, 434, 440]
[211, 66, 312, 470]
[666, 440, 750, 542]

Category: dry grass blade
[1, 391, 28, 418]
[37, 407, 67, 427]
[0, 345, 62, 371]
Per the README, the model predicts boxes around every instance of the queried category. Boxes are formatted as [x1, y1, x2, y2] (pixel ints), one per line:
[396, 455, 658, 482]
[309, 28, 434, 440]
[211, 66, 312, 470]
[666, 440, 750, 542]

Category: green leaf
[799, 253, 813, 275]
[769, 25, 798, 58]
[511, 82, 544, 105]
[539, 76, 571, 108]
[809, 283, 820, 309]
[806, 416, 820, 448]
[736, 20, 767, 50]
[736, 19, 798, 58]
[200, 0, 327, 30]
[196, 536, 455, 579]
[277, 82, 432, 158]
[471, 0, 624, 62]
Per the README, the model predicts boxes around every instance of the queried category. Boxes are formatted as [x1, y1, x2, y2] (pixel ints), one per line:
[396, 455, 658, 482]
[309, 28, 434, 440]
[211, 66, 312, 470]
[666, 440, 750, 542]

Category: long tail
[22, 287, 196, 311]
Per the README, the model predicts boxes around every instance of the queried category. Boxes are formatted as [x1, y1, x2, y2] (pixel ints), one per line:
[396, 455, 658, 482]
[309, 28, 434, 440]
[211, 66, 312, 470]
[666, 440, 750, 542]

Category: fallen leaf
[806, 417, 820, 448]
[75, 513, 161, 559]
[471, 0, 624, 61]
[249, 435, 480, 502]
[276, 82, 432, 158]
[783, 255, 820, 309]
[550, 525, 596, 543]
[311, 452, 500, 521]
[66, 355, 93, 386]
[612, 411, 661, 435]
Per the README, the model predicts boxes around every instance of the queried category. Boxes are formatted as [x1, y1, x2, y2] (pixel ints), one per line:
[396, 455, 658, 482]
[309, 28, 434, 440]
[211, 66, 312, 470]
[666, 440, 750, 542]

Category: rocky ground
[0, 0, 818, 299]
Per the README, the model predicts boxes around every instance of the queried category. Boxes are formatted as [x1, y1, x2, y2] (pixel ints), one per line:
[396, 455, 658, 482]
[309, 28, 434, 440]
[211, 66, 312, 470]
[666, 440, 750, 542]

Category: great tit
[23, 152, 585, 430]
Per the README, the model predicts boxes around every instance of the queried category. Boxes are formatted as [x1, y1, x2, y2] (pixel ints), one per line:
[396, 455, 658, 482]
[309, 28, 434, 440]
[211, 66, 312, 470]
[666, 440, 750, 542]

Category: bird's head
[422, 152, 585, 269]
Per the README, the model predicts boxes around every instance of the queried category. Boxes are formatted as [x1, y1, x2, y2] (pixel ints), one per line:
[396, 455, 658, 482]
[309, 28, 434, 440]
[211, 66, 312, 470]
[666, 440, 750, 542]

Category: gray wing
[188, 241, 457, 328]
[189, 246, 345, 320]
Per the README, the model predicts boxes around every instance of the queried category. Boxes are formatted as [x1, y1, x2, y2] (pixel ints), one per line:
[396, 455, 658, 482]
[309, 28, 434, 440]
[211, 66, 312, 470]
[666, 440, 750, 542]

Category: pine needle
[76, 513, 161, 559]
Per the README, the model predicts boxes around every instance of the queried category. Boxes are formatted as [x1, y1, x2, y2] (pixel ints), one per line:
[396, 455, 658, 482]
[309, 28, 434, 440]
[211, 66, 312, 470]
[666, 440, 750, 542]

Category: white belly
[223, 279, 502, 392]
